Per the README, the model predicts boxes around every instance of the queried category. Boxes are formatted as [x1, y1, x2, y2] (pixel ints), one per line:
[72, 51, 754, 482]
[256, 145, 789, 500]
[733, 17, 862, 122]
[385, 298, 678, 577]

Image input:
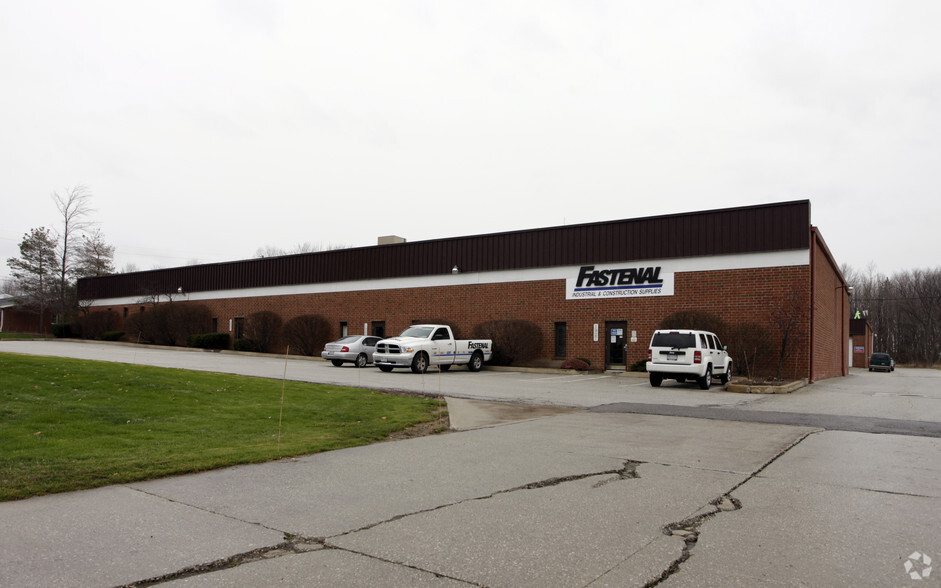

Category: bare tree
[254, 242, 351, 258]
[52, 186, 95, 318]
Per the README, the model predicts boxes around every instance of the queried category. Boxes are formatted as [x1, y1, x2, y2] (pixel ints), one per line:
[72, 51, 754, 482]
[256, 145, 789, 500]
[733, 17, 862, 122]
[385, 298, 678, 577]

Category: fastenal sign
[566, 264, 674, 299]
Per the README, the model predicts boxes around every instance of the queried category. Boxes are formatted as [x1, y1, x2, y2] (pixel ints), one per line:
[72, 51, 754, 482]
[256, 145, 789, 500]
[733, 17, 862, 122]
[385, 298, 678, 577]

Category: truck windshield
[651, 332, 696, 349]
[398, 326, 434, 338]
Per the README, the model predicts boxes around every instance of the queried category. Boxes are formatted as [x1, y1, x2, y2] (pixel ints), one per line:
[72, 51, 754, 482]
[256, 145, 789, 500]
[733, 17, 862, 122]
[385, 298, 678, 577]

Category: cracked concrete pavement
[1, 341, 940, 586]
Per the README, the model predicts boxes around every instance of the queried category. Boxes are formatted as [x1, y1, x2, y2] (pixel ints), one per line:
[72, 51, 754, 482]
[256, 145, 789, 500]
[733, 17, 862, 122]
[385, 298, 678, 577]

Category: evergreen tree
[6, 227, 60, 333]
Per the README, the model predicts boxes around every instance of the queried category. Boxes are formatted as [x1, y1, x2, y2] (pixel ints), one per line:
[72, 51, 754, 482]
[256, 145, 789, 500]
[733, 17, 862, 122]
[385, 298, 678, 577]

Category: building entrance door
[605, 321, 627, 371]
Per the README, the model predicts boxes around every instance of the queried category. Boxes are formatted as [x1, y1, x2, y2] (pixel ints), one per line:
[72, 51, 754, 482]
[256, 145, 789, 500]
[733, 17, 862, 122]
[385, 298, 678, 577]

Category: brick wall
[104, 263, 820, 378]
[810, 228, 850, 381]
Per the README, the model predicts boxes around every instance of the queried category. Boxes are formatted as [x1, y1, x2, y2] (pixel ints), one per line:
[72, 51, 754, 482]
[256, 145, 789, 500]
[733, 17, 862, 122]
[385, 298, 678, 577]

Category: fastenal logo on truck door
[566, 265, 674, 299]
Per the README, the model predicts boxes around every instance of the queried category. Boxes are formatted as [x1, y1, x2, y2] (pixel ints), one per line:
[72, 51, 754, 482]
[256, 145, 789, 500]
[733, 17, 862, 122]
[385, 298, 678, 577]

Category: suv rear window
[871, 353, 890, 360]
[651, 332, 696, 349]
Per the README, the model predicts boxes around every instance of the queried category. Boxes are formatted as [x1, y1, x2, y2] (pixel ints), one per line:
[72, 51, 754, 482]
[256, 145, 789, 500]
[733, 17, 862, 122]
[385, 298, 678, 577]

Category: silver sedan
[322, 335, 381, 368]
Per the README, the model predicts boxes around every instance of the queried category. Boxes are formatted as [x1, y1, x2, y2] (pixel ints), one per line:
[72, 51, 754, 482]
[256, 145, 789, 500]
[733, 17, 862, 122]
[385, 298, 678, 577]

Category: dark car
[869, 353, 895, 372]
[322, 335, 381, 367]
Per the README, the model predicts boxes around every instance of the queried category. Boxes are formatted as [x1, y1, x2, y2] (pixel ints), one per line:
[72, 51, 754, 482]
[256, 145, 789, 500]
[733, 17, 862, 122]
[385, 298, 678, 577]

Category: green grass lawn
[0, 332, 50, 340]
[0, 353, 446, 501]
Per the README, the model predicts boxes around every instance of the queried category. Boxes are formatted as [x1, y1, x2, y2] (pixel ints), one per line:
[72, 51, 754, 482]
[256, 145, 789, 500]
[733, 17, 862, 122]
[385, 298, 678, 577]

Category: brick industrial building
[77, 200, 851, 381]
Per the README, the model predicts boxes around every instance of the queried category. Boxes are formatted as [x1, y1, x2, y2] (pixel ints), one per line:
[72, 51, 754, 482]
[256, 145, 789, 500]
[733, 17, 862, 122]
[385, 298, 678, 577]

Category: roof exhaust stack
[378, 235, 406, 245]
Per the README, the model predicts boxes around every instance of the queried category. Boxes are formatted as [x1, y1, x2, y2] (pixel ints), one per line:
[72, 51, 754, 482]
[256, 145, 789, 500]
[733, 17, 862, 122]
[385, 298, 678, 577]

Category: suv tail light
[694, 350, 702, 364]
[647, 349, 652, 361]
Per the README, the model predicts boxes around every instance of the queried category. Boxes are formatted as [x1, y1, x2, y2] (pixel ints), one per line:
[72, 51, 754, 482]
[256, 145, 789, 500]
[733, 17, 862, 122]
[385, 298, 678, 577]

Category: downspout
[809, 228, 816, 383]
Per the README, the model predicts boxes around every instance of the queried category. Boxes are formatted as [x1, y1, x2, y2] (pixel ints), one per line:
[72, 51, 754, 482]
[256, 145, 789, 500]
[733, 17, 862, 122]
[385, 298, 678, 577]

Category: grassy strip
[0, 353, 444, 501]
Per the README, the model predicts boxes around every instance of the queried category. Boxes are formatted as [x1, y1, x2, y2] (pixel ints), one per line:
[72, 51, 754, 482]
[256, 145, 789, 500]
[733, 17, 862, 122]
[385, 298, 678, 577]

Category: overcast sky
[2, 1, 939, 282]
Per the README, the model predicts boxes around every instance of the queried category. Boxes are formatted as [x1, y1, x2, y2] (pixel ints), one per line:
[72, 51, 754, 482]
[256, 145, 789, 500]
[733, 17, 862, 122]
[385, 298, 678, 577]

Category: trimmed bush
[244, 311, 282, 353]
[101, 331, 125, 342]
[77, 310, 121, 340]
[726, 321, 774, 378]
[233, 338, 262, 352]
[51, 323, 74, 338]
[561, 358, 590, 371]
[629, 359, 647, 372]
[658, 310, 729, 342]
[188, 333, 231, 350]
[472, 319, 543, 366]
[125, 303, 213, 346]
[283, 314, 331, 356]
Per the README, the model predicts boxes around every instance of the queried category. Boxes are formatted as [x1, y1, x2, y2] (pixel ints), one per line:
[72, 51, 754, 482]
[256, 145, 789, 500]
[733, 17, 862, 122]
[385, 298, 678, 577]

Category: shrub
[244, 310, 282, 353]
[233, 338, 262, 352]
[561, 358, 590, 371]
[76, 310, 120, 340]
[283, 314, 331, 356]
[658, 310, 729, 342]
[51, 323, 74, 338]
[472, 319, 543, 366]
[726, 321, 775, 378]
[629, 359, 647, 372]
[188, 333, 231, 350]
[126, 304, 213, 346]
[101, 331, 125, 342]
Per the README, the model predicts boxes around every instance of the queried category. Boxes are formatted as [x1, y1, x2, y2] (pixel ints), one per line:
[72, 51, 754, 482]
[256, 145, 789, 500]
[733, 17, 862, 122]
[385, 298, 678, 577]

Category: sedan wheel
[355, 353, 368, 368]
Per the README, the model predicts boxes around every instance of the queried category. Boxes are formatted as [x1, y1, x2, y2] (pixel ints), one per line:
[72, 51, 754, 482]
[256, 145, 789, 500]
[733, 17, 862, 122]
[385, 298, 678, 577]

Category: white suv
[646, 329, 732, 390]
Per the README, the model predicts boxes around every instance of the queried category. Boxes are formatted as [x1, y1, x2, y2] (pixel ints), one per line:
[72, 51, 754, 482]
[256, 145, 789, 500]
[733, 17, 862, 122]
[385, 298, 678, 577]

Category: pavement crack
[335, 460, 644, 537]
[644, 431, 817, 587]
[114, 535, 325, 587]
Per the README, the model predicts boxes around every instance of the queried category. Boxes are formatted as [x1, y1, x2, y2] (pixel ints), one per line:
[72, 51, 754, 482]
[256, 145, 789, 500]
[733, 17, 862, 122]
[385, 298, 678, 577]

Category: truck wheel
[411, 352, 429, 374]
[355, 353, 368, 368]
[468, 351, 483, 372]
[698, 365, 713, 390]
[331, 360, 344, 367]
[649, 372, 663, 387]
[378, 365, 394, 372]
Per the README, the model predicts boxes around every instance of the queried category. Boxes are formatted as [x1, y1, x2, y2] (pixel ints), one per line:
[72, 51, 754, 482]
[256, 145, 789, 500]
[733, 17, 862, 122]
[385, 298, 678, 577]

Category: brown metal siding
[78, 200, 811, 300]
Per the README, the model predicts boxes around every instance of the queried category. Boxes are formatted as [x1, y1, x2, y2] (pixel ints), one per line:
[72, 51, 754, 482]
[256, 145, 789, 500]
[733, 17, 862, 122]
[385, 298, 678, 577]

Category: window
[372, 321, 386, 338]
[554, 322, 567, 357]
[340, 321, 348, 337]
[234, 317, 244, 340]
[432, 328, 449, 341]
[123, 307, 128, 318]
[211, 318, 218, 332]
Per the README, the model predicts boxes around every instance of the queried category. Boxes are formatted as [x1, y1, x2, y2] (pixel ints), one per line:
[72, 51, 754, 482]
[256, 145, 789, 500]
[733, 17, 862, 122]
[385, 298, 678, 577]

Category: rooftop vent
[378, 235, 406, 245]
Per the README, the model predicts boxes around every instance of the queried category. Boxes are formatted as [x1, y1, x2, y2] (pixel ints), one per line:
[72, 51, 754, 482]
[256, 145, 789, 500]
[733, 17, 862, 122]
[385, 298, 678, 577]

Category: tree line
[843, 264, 941, 366]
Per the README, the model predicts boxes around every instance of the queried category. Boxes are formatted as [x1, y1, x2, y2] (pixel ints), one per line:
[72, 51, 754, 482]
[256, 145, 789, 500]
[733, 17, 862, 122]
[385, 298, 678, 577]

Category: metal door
[605, 321, 627, 371]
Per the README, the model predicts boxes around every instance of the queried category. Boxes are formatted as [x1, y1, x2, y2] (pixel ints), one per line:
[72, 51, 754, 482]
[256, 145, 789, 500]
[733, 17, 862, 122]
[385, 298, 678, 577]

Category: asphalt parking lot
[1, 340, 940, 587]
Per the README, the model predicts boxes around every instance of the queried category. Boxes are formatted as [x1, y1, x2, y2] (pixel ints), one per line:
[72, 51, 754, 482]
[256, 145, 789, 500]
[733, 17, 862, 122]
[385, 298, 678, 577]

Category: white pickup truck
[373, 325, 493, 373]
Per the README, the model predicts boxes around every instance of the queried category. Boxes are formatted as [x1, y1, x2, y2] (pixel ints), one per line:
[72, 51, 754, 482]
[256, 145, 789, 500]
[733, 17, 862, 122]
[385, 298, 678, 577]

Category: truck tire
[411, 352, 429, 374]
[698, 365, 713, 390]
[378, 365, 394, 372]
[439, 364, 451, 371]
[649, 372, 663, 387]
[468, 351, 484, 372]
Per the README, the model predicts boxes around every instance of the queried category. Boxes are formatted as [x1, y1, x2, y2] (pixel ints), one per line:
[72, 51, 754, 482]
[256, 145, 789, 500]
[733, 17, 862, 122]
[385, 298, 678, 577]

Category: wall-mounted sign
[854, 346, 865, 353]
[566, 264, 674, 300]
